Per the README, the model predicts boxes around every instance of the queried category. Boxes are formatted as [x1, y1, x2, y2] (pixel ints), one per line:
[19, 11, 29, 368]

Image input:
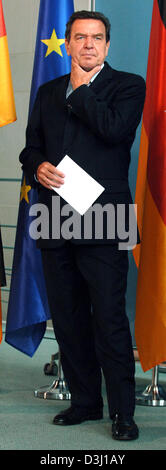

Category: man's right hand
[37, 162, 65, 189]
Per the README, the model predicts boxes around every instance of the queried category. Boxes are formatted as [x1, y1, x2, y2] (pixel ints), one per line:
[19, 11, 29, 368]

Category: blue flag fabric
[5, 0, 74, 357]
[29, 0, 73, 115]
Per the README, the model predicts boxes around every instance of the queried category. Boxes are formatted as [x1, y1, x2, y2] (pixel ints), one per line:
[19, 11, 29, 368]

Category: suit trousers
[41, 241, 135, 419]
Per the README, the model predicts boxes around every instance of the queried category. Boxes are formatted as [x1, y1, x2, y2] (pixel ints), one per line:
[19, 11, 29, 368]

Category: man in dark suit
[20, 10, 146, 440]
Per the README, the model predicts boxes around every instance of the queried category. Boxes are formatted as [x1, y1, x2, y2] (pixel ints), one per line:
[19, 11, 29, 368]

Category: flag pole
[136, 365, 166, 406]
[34, 349, 71, 400]
[91, 0, 96, 11]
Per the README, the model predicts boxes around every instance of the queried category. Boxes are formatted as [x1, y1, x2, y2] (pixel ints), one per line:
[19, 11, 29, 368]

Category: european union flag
[5, 0, 74, 356]
[29, 0, 73, 115]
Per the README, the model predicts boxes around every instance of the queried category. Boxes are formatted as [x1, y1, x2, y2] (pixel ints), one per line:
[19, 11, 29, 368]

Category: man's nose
[84, 36, 94, 48]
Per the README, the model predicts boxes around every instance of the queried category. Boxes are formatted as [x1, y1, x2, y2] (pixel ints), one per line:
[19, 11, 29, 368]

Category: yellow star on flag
[41, 29, 65, 57]
[20, 176, 31, 204]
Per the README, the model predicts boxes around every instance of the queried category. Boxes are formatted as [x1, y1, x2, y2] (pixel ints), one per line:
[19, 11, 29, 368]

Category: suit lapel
[90, 61, 113, 92]
[55, 74, 70, 105]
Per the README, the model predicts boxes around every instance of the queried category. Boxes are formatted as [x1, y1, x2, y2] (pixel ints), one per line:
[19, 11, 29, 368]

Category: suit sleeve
[19, 88, 46, 186]
[66, 75, 146, 145]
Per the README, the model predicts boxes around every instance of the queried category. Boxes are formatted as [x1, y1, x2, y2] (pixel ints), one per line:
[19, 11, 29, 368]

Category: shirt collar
[89, 63, 104, 84]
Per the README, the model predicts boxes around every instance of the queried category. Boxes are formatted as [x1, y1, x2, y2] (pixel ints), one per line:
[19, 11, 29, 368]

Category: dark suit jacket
[20, 61, 146, 247]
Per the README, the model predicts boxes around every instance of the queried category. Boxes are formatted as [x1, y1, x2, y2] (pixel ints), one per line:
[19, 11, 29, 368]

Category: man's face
[65, 19, 110, 72]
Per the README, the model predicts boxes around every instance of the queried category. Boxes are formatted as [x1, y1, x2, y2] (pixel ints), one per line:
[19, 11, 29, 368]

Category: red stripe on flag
[0, 0, 6, 37]
[143, 0, 166, 224]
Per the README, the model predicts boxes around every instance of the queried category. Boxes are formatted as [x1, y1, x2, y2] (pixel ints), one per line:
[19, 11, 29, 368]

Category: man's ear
[106, 41, 110, 57]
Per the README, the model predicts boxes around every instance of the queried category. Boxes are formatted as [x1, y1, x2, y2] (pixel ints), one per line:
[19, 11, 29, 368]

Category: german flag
[0, 0, 16, 127]
[134, 0, 166, 371]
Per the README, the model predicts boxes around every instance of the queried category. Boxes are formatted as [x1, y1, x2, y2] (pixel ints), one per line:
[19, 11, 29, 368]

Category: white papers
[51, 155, 105, 215]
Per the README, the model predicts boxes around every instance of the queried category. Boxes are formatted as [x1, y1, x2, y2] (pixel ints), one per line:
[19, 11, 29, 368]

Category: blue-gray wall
[96, 0, 153, 341]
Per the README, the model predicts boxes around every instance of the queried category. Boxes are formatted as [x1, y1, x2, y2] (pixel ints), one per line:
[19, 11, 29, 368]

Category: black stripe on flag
[158, 0, 166, 26]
